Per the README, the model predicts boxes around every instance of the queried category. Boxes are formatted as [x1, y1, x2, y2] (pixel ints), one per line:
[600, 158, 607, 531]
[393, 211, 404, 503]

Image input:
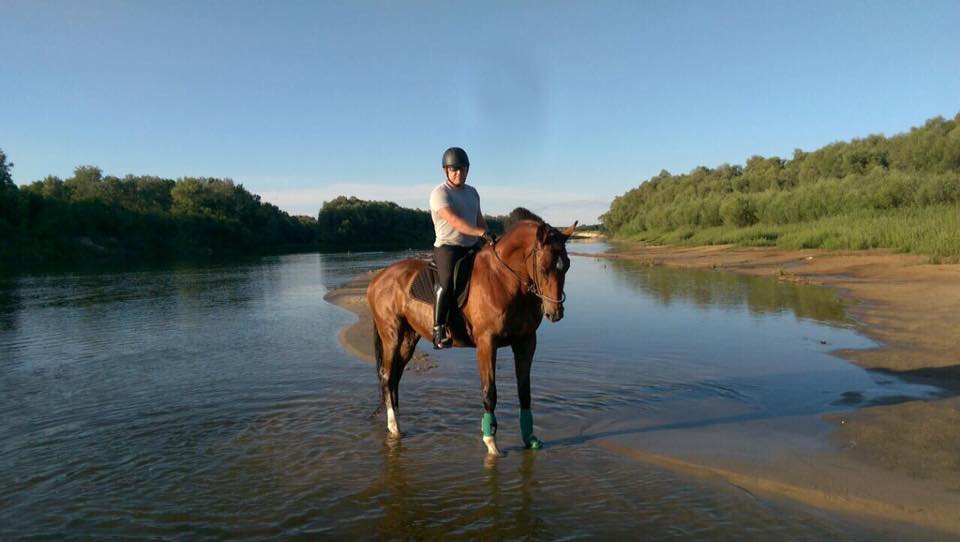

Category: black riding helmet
[442, 147, 470, 169]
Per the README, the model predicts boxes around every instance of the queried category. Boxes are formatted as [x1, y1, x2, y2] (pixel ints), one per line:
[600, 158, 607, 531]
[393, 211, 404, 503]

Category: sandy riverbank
[322, 269, 438, 373]
[324, 244, 960, 535]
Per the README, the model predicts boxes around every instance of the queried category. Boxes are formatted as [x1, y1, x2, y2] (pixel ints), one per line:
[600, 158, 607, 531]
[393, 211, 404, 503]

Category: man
[429, 147, 495, 349]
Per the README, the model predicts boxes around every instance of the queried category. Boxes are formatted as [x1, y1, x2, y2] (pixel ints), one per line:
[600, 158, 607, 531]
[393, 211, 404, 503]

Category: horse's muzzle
[544, 303, 564, 322]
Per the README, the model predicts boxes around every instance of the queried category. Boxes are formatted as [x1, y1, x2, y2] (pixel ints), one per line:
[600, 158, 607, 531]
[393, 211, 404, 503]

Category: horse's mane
[504, 207, 544, 231]
[492, 208, 549, 252]
[500, 207, 572, 248]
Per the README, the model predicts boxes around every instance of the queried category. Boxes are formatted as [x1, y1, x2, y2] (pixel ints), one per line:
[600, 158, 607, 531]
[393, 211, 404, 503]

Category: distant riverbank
[569, 230, 605, 240]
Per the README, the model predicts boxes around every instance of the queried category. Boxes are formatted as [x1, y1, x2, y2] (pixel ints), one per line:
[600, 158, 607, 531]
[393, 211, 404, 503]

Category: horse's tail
[373, 321, 384, 375]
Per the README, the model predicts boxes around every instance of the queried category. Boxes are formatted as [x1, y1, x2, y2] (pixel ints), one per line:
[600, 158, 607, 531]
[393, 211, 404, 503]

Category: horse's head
[531, 221, 577, 322]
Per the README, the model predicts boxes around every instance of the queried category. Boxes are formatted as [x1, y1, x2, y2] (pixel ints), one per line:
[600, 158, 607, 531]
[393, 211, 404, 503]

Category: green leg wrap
[520, 409, 542, 449]
[482, 412, 497, 437]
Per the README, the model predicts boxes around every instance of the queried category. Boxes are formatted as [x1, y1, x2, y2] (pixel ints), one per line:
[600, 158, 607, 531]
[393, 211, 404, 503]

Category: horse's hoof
[526, 436, 543, 450]
[483, 435, 502, 456]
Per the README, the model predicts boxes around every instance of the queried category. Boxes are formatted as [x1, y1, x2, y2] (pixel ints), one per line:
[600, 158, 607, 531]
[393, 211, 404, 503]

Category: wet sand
[323, 269, 437, 372]
[325, 245, 960, 535]
[324, 269, 378, 364]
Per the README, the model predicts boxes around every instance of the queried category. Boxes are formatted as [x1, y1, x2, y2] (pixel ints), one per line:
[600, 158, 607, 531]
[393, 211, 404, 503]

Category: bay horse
[366, 209, 577, 455]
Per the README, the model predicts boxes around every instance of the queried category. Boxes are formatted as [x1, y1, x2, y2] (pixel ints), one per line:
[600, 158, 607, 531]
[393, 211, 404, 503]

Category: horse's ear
[561, 221, 578, 240]
[536, 222, 550, 244]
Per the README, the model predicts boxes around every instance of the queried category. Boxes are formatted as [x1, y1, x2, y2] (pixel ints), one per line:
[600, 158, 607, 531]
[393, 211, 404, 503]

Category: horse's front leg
[512, 334, 542, 449]
[476, 336, 501, 456]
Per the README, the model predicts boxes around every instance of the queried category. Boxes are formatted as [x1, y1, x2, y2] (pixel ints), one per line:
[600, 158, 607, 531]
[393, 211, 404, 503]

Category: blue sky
[3, 1, 958, 225]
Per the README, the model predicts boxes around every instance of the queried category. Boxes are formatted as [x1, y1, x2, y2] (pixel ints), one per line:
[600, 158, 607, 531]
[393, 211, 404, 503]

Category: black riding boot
[433, 285, 452, 349]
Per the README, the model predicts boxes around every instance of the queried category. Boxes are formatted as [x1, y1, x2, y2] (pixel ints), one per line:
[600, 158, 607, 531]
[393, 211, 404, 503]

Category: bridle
[490, 239, 567, 305]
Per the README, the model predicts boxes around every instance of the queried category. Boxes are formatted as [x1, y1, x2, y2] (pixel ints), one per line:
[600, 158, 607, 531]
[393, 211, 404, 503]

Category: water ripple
[0, 252, 937, 540]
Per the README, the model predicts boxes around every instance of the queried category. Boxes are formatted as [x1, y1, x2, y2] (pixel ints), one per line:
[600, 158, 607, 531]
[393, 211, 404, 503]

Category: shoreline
[323, 269, 438, 372]
[324, 269, 378, 364]
[324, 243, 960, 535]
[583, 243, 960, 374]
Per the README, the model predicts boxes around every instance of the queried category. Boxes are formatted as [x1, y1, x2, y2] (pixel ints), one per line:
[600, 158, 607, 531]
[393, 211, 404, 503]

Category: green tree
[0, 148, 14, 192]
[64, 165, 104, 202]
[602, 112, 960, 237]
[0, 149, 18, 242]
[22, 176, 68, 200]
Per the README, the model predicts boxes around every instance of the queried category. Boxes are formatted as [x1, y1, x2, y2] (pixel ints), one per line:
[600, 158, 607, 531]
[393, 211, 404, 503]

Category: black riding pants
[433, 244, 470, 326]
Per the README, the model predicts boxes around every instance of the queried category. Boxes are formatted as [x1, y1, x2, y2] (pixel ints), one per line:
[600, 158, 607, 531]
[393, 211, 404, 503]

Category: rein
[489, 240, 566, 304]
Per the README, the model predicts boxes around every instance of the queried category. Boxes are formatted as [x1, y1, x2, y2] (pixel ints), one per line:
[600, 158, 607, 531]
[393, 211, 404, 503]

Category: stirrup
[432, 325, 452, 349]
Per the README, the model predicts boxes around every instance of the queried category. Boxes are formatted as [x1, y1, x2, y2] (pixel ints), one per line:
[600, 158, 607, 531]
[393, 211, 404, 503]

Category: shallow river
[0, 245, 941, 539]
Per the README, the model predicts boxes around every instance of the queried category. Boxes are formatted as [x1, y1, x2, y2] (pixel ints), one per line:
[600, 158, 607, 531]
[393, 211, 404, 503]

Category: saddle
[409, 248, 478, 309]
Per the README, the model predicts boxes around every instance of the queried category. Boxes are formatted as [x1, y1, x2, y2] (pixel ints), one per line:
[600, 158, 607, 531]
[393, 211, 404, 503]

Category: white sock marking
[387, 407, 399, 435]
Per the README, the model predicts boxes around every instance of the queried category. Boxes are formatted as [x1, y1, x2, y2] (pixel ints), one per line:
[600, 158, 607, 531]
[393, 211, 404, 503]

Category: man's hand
[482, 231, 498, 245]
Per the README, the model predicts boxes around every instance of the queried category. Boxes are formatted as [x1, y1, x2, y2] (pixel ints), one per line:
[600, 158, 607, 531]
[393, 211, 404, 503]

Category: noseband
[490, 240, 566, 305]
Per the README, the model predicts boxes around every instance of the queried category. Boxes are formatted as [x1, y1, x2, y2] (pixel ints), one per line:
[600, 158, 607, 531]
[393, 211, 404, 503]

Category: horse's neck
[477, 236, 532, 295]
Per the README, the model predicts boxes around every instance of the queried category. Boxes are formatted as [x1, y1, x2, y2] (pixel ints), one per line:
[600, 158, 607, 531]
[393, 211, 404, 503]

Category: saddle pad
[410, 251, 476, 308]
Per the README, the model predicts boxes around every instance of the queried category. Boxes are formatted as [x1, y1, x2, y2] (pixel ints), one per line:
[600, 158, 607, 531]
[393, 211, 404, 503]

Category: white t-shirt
[429, 182, 481, 247]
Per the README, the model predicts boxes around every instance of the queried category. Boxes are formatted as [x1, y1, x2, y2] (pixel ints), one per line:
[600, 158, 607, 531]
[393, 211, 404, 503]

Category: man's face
[445, 165, 469, 186]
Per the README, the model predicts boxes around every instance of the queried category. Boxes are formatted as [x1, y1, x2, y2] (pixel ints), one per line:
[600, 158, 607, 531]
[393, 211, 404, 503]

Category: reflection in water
[608, 258, 849, 324]
[376, 438, 421, 537]
[0, 278, 18, 333]
[366, 436, 546, 539]
[0, 249, 941, 540]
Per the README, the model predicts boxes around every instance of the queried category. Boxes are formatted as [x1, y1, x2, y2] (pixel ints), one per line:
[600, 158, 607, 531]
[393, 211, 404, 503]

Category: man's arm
[476, 210, 488, 230]
[437, 207, 486, 237]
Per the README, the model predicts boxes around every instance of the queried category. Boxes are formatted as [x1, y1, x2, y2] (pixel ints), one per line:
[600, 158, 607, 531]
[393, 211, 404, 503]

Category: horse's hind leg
[390, 323, 419, 434]
[377, 319, 417, 436]
[375, 320, 401, 435]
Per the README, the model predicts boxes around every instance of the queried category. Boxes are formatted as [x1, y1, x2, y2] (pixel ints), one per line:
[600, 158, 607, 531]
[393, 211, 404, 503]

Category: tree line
[312, 195, 504, 250]
[601, 113, 960, 260]
[0, 153, 503, 268]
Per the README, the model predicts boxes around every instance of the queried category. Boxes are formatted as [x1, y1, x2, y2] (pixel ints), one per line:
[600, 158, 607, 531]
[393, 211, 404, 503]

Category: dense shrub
[600, 113, 960, 259]
[720, 196, 757, 227]
[603, 113, 960, 232]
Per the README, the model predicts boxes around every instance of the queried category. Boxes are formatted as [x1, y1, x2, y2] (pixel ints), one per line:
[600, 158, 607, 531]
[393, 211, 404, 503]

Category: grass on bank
[618, 203, 960, 263]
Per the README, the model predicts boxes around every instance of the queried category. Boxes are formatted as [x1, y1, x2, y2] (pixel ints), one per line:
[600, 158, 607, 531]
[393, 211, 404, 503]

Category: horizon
[4, 1, 959, 225]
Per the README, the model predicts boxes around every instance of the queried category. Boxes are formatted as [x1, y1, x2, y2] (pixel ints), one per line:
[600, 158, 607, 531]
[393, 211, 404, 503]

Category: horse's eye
[556, 259, 566, 271]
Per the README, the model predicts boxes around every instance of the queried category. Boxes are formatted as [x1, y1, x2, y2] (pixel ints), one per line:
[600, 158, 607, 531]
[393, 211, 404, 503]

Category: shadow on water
[533, 369, 955, 453]
[870, 365, 960, 396]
